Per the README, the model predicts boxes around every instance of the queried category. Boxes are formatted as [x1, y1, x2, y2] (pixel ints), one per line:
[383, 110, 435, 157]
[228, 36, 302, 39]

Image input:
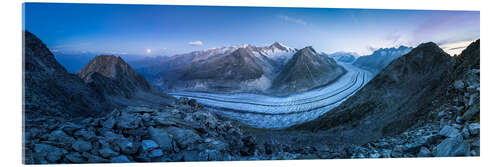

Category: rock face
[292, 42, 455, 142]
[353, 46, 412, 73]
[271, 46, 346, 95]
[23, 31, 112, 117]
[77, 55, 152, 98]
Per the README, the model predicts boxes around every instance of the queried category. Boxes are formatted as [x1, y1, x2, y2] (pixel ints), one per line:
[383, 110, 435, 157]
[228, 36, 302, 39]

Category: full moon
[146, 49, 151, 54]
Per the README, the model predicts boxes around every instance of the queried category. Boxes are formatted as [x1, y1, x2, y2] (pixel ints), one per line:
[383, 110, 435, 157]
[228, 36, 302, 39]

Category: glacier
[170, 63, 374, 129]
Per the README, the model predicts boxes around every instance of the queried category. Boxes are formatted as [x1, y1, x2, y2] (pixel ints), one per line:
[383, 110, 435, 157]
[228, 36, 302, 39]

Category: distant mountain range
[328, 51, 360, 63]
[353, 46, 413, 73]
[136, 42, 344, 95]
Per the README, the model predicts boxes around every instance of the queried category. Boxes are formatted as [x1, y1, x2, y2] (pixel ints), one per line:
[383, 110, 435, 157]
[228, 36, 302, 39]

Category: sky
[24, 3, 479, 57]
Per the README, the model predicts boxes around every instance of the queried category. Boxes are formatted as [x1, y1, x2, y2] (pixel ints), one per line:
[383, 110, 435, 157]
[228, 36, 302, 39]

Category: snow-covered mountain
[135, 42, 298, 93]
[134, 42, 296, 79]
[353, 46, 412, 73]
[328, 51, 360, 63]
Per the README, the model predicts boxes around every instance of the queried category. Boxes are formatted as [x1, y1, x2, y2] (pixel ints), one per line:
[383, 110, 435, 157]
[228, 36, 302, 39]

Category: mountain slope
[23, 31, 112, 117]
[353, 46, 412, 73]
[271, 46, 346, 95]
[291, 42, 456, 143]
[76, 55, 152, 98]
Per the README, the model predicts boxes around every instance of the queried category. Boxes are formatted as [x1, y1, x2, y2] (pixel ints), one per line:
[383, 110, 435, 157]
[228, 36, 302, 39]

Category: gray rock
[166, 126, 201, 149]
[462, 104, 479, 121]
[116, 113, 141, 129]
[61, 122, 84, 135]
[98, 148, 119, 158]
[453, 80, 465, 89]
[141, 140, 159, 152]
[110, 155, 132, 163]
[147, 127, 174, 151]
[369, 152, 381, 158]
[436, 135, 470, 157]
[34, 144, 68, 163]
[101, 116, 116, 129]
[118, 139, 139, 155]
[461, 127, 471, 139]
[82, 152, 109, 163]
[125, 106, 158, 113]
[48, 129, 76, 145]
[471, 138, 480, 147]
[439, 125, 460, 138]
[417, 147, 432, 157]
[72, 139, 92, 152]
[149, 149, 164, 158]
[74, 129, 96, 141]
[469, 123, 480, 136]
[65, 152, 85, 163]
[391, 145, 404, 158]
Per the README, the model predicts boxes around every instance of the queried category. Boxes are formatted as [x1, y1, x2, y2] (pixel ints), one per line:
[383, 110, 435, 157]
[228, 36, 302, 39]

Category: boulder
[64, 152, 86, 163]
[147, 127, 174, 151]
[166, 126, 201, 149]
[141, 140, 159, 152]
[110, 155, 132, 163]
[101, 116, 116, 129]
[453, 80, 465, 90]
[149, 149, 164, 158]
[468, 123, 480, 136]
[462, 104, 479, 121]
[48, 130, 76, 146]
[34, 144, 68, 163]
[438, 125, 460, 138]
[61, 122, 84, 135]
[82, 152, 109, 163]
[72, 139, 92, 152]
[117, 139, 139, 155]
[98, 148, 120, 158]
[436, 135, 470, 157]
[116, 113, 141, 129]
[74, 129, 96, 141]
[417, 147, 432, 157]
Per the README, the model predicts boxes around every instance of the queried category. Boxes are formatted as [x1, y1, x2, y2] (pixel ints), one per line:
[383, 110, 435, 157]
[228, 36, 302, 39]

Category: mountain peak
[77, 54, 152, 97]
[269, 42, 294, 51]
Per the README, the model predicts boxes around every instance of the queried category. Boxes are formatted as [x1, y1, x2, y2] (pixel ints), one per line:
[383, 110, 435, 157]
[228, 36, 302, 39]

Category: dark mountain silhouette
[23, 31, 112, 117]
[76, 55, 152, 98]
[271, 46, 346, 95]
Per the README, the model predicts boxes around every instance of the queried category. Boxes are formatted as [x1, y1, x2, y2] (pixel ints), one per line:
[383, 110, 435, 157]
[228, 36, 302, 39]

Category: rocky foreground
[348, 68, 480, 158]
[24, 99, 261, 163]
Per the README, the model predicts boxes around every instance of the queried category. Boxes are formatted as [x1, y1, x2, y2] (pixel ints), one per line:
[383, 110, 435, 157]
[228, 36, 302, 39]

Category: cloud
[188, 41, 203, 46]
[278, 15, 307, 26]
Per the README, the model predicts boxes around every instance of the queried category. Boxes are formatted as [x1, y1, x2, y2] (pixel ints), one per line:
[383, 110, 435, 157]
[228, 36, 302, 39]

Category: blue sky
[24, 3, 479, 57]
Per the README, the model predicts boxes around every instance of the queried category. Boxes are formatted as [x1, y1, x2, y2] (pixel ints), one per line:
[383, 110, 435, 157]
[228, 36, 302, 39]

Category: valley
[169, 63, 373, 129]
